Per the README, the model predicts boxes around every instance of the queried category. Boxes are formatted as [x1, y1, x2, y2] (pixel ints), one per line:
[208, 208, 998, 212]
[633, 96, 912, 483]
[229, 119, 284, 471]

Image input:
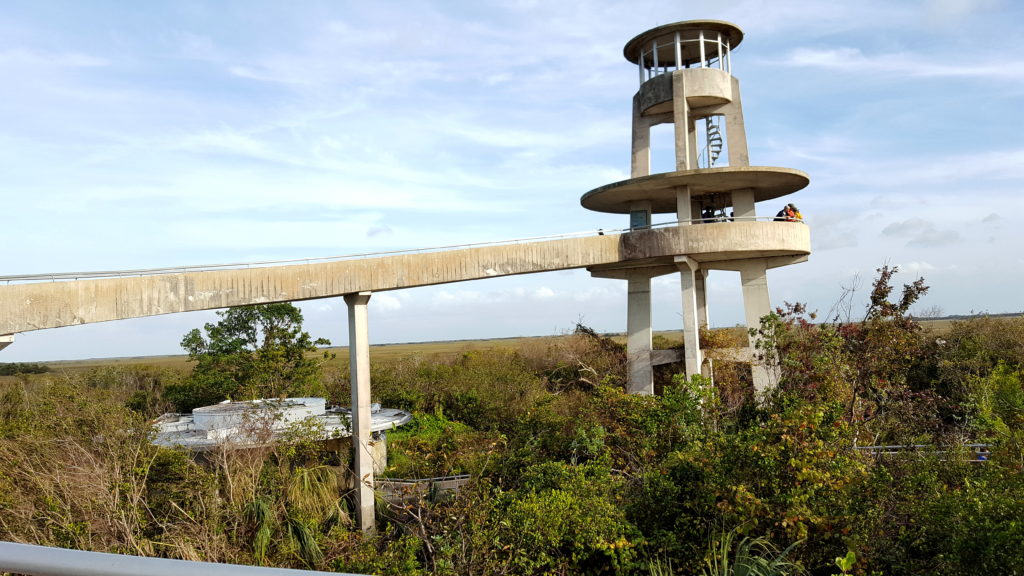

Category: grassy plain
[26, 316, 1008, 373]
[32, 331, 672, 372]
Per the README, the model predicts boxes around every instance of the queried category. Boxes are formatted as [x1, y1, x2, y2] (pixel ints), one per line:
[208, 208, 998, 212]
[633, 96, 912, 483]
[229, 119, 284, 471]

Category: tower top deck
[624, 20, 744, 68]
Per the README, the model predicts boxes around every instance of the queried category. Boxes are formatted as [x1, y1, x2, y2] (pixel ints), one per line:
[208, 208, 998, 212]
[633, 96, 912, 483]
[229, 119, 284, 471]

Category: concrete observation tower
[582, 20, 810, 395]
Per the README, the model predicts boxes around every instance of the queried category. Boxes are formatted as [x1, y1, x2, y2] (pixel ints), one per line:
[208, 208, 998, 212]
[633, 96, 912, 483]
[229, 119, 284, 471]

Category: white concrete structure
[582, 20, 810, 395]
[152, 397, 411, 452]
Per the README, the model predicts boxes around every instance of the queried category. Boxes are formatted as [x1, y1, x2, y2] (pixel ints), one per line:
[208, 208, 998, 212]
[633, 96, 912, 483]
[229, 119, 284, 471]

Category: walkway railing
[854, 443, 992, 461]
[0, 217, 798, 284]
[0, 541, 368, 576]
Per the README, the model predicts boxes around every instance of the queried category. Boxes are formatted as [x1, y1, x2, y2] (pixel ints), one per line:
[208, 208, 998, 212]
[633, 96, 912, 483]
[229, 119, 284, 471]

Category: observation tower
[582, 20, 810, 395]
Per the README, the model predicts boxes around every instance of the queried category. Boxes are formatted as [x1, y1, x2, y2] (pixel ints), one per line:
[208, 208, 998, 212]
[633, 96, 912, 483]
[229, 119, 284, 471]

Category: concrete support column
[0, 335, 13, 352]
[696, 269, 709, 328]
[631, 97, 651, 178]
[343, 291, 375, 534]
[676, 185, 692, 224]
[672, 72, 692, 171]
[737, 262, 776, 396]
[696, 269, 711, 379]
[626, 274, 653, 395]
[687, 117, 699, 170]
[723, 77, 750, 167]
[691, 197, 704, 223]
[732, 188, 756, 220]
[630, 200, 652, 230]
[675, 256, 703, 381]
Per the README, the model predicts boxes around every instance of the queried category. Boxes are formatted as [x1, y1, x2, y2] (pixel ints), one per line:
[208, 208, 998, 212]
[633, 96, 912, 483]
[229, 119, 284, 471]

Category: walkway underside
[0, 222, 809, 335]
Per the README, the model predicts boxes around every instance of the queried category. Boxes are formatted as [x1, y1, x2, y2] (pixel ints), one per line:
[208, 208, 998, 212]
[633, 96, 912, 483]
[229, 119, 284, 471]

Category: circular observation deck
[590, 221, 810, 271]
[581, 166, 809, 214]
[625, 20, 743, 84]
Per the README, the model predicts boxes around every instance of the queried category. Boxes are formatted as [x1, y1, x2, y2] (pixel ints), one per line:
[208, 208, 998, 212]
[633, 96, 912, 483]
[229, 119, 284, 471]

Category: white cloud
[924, 0, 1003, 23]
[371, 293, 403, 312]
[779, 46, 1024, 81]
[902, 261, 936, 274]
[882, 218, 960, 247]
[533, 287, 556, 300]
[367, 224, 393, 238]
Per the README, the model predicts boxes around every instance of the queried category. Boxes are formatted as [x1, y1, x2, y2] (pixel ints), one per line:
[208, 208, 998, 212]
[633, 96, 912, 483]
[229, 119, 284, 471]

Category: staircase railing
[697, 116, 724, 169]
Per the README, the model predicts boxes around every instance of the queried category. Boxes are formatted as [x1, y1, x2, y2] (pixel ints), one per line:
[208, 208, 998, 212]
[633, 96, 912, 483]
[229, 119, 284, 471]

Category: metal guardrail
[0, 541, 368, 576]
[0, 217, 797, 284]
[854, 443, 992, 461]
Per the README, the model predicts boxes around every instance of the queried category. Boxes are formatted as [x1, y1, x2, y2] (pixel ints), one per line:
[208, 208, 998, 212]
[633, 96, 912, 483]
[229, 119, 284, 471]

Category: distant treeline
[0, 363, 50, 375]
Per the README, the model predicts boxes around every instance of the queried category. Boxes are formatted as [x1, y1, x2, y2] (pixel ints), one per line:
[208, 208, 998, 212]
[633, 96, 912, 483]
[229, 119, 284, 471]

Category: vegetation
[1, 269, 1023, 575]
[166, 303, 333, 411]
[0, 361, 50, 375]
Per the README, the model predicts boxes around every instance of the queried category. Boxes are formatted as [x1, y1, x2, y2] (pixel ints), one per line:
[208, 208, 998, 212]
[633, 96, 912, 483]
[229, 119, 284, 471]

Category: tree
[166, 303, 332, 412]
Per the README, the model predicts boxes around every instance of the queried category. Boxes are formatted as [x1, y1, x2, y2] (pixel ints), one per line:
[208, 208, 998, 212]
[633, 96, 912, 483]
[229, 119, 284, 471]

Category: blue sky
[2, 0, 1022, 361]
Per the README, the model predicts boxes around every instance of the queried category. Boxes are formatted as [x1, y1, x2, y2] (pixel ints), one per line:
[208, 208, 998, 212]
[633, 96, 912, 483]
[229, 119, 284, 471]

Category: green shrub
[0, 362, 49, 375]
[491, 461, 642, 574]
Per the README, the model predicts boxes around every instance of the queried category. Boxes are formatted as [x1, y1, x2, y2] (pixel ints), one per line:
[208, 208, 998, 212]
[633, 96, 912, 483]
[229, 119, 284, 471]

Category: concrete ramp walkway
[0, 221, 807, 335]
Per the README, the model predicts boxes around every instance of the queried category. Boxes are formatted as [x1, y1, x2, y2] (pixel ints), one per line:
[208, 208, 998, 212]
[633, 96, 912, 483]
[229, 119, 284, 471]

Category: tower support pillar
[626, 273, 654, 395]
[723, 76, 750, 166]
[675, 256, 704, 381]
[737, 261, 776, 396]
[631, 97, 652, 178]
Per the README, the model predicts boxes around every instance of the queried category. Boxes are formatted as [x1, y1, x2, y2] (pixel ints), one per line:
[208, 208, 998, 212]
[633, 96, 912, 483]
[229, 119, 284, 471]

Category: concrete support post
[696, 269, 711, 378]
[630, 200, 652, 230]
[626, 274, 653, 395]
[691, 198, 703, 223]
[0, 335, 13, 352]
[672, 72, 692, 171]
[343, 291, 375, 534]
[631, 97, 651, 178]
[676, 185, 692, 224]
[675, 256, 703, 381]
[688, 117, 699, 169]
[737, 262, 775, 396]
[732, 188, 756, 220]
[696, 269, 709, 328]
[723, 77, 750, 167]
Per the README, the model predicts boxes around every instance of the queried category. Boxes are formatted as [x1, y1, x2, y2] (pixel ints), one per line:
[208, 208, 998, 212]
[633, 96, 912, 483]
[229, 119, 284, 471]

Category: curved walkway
[0, 221, 808, 335]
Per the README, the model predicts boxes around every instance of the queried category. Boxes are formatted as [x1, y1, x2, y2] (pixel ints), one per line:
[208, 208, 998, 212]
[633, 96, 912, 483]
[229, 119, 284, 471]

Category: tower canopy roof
[624, 20, 744, 66]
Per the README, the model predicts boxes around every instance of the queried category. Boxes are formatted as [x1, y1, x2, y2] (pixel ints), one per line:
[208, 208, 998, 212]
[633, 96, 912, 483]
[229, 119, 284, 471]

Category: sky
[2, 0, 1022, 362]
